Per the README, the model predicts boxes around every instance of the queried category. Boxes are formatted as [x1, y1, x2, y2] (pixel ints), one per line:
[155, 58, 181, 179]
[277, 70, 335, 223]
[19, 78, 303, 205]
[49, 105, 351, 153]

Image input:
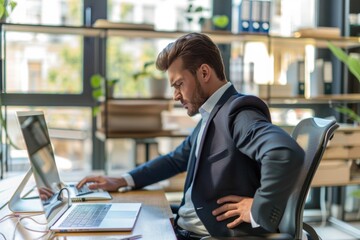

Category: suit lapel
[192, 86, 239, 180]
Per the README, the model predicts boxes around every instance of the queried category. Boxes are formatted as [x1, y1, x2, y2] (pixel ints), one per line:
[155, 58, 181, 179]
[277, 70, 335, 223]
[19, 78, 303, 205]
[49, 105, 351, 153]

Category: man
[77, 32, 304, 239]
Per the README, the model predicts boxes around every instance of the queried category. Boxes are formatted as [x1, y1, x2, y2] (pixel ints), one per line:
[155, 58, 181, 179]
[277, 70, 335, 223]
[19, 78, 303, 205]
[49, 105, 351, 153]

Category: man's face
[168, 58, 207, 116]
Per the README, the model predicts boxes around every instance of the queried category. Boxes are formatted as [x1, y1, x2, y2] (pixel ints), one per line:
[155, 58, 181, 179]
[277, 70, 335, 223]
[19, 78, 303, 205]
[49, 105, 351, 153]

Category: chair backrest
[278, 117, 339, 239]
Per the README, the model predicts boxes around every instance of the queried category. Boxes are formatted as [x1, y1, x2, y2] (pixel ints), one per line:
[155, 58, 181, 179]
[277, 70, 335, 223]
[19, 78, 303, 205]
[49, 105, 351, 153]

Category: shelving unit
[1, 23, 360, 174]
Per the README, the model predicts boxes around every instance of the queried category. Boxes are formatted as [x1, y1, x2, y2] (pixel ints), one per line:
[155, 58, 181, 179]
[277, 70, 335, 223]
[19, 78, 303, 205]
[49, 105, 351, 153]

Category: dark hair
[156, 32, 226, 81]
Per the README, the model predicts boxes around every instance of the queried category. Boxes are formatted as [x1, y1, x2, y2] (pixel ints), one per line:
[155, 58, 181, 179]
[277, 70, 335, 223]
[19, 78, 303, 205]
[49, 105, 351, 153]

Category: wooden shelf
[96, 130, 188, 141]
[265, 94, 360, 105]
[3, 23, 359, 48]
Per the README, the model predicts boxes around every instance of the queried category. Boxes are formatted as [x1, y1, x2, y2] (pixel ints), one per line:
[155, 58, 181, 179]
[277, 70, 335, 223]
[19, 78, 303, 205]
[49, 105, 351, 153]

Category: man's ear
[199, 64, 211, 82]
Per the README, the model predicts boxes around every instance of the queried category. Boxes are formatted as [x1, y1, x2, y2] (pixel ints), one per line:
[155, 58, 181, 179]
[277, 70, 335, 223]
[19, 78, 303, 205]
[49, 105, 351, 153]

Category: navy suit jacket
[129, 85, 304, 237]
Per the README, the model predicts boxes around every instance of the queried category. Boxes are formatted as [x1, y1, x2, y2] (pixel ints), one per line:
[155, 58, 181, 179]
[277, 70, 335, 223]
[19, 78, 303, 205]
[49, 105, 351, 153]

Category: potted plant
[327, 42, 360, 123]
[90, 74, 119, 116]
[184, 1, 229, 31]
[132, 61, 168, 98]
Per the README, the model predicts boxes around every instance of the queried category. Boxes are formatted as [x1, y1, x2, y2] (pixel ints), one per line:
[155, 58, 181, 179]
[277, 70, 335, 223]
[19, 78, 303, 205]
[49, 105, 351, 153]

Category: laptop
[17, 111, 142, 232]
[16, 111, 112, 202]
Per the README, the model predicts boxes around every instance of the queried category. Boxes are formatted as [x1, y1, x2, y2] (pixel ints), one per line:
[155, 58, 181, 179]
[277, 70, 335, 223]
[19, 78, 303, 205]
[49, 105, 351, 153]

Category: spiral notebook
[16, 111, 112, 202]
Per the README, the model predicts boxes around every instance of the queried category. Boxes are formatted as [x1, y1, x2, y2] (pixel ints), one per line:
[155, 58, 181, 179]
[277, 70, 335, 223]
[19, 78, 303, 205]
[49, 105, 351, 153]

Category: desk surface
[0, 174, 176, 240]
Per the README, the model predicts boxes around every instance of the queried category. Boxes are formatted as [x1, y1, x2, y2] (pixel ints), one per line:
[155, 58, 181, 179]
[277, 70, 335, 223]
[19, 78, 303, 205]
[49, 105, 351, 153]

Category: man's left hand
[212, 195, 253, 228]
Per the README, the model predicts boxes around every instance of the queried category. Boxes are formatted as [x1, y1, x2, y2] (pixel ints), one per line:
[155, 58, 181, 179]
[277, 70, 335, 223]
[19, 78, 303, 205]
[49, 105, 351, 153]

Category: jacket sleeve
[228, 96, 305, 232]
[129, 122, 201, 189]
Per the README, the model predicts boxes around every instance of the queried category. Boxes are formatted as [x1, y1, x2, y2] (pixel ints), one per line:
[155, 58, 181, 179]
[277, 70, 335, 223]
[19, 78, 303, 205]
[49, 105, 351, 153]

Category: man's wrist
[118, 173, 135, 192]
[250, 211, 260, 228]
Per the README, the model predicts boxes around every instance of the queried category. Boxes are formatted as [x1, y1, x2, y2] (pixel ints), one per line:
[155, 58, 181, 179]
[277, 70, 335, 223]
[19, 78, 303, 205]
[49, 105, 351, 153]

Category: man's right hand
[76, 176, 127, 192]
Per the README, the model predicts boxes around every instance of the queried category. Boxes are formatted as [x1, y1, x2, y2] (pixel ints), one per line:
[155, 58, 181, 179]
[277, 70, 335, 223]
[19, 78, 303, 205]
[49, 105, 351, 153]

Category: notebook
[16, 111, 112, 202]
[17, 111, 141, 232]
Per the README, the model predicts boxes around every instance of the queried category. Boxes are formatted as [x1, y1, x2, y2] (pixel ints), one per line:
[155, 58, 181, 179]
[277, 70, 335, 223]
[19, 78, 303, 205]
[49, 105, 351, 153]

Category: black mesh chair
[201, 117, 339, 240]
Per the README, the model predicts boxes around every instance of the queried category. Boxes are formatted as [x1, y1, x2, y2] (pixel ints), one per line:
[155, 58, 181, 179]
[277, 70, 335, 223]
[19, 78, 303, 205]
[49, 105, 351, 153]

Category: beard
[186, 76, 207, 117]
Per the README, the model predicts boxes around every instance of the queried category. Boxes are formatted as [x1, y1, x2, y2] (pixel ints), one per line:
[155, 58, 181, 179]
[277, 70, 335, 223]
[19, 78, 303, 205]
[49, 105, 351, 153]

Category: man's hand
[76, 176, 127, 192]
[38, 187, 54, 201]
[212, 195, 253, 228]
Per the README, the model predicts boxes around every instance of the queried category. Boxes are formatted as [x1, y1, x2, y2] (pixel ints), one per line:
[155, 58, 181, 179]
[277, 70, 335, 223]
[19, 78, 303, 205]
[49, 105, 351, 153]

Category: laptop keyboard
[59, 204, 111, 228]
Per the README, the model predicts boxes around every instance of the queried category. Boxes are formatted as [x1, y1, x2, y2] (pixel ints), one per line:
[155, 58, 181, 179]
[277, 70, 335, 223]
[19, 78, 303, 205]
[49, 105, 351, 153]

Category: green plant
[0, 0, 17, 20]
[185, 1, 229, 30]
[0, 0, 19, 150]
[90, 74, 119, 116]
[212, 15, 229, 29]
[327, 42, 360, 124]
[328, 41, 360, 200]
[185, 1, 209, 26]
[132, 61, 165, 81]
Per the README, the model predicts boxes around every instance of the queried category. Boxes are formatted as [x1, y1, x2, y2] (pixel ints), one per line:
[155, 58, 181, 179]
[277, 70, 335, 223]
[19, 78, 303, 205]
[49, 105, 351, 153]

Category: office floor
[309, 222, 359, 240]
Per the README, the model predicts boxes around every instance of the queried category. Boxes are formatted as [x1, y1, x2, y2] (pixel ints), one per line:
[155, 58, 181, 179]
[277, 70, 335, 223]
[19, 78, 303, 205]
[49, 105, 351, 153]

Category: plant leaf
[212, 15, 229, 28]
[194, 6, 204, 12]
[351, 190, 360, 198]
[107, 78, 118, 87]
[347, 57, 360, 82]
[328, 41, 360, 82]
[143, 61, 155, 70]
[92, 106, 100, 117]
[327, 42, 348, 63]
[92, 88, 103, 99]
[335, 106, 360, 123]
[0, 5, 5, 18]
[90, 74, 103, 88]
[9, 1, 17, 11]
[186, 4, 193, 12]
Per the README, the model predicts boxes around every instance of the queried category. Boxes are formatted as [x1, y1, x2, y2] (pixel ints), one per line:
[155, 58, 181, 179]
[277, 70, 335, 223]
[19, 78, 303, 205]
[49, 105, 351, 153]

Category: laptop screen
[17, 111, 69, 220]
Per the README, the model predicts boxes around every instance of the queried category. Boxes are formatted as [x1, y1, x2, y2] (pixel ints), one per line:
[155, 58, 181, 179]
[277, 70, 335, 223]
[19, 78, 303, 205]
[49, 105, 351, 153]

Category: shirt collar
[199, 82, 232, 120]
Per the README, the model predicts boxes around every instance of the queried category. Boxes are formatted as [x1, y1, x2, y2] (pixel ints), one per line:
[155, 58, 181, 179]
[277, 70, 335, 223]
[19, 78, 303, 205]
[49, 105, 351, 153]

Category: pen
[119, 234, 142, 240]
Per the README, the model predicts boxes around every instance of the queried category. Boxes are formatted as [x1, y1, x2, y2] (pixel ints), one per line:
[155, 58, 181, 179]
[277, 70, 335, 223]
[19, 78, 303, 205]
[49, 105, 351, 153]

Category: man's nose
[173, 89, 181, 101]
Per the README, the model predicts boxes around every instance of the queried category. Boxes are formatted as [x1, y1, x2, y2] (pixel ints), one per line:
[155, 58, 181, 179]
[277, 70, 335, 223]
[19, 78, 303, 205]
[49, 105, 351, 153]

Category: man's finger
[76, 176, 97, 188]
[227, 216, 243, 228]
[213, 203, 237, 216]
[217, 195, 243, 204]
[216, 209, 238, 221]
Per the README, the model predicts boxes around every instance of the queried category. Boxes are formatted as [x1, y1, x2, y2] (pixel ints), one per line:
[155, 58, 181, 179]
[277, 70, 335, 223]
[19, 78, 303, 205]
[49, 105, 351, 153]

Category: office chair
[201, 117, 339, 240]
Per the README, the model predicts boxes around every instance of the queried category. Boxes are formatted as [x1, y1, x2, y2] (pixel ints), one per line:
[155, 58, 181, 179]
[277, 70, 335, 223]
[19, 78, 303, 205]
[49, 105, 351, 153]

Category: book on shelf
[286, 60, 305, 96]
[309, 59, 325, 98]
[323, 61, 333, 95]
[260, 0, 271, 33]
[250, 0, 261, 33]
[238, 0, 271, 34]
[238, 0, 251, 32]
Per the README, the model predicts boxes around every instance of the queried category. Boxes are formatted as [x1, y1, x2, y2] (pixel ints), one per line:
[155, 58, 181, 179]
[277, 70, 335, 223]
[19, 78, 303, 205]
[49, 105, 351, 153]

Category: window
[8, 0, 82, 26]
[5, 32, 83, 94]
[2, 0, 91, 174]
[6, 106, 92, 172]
